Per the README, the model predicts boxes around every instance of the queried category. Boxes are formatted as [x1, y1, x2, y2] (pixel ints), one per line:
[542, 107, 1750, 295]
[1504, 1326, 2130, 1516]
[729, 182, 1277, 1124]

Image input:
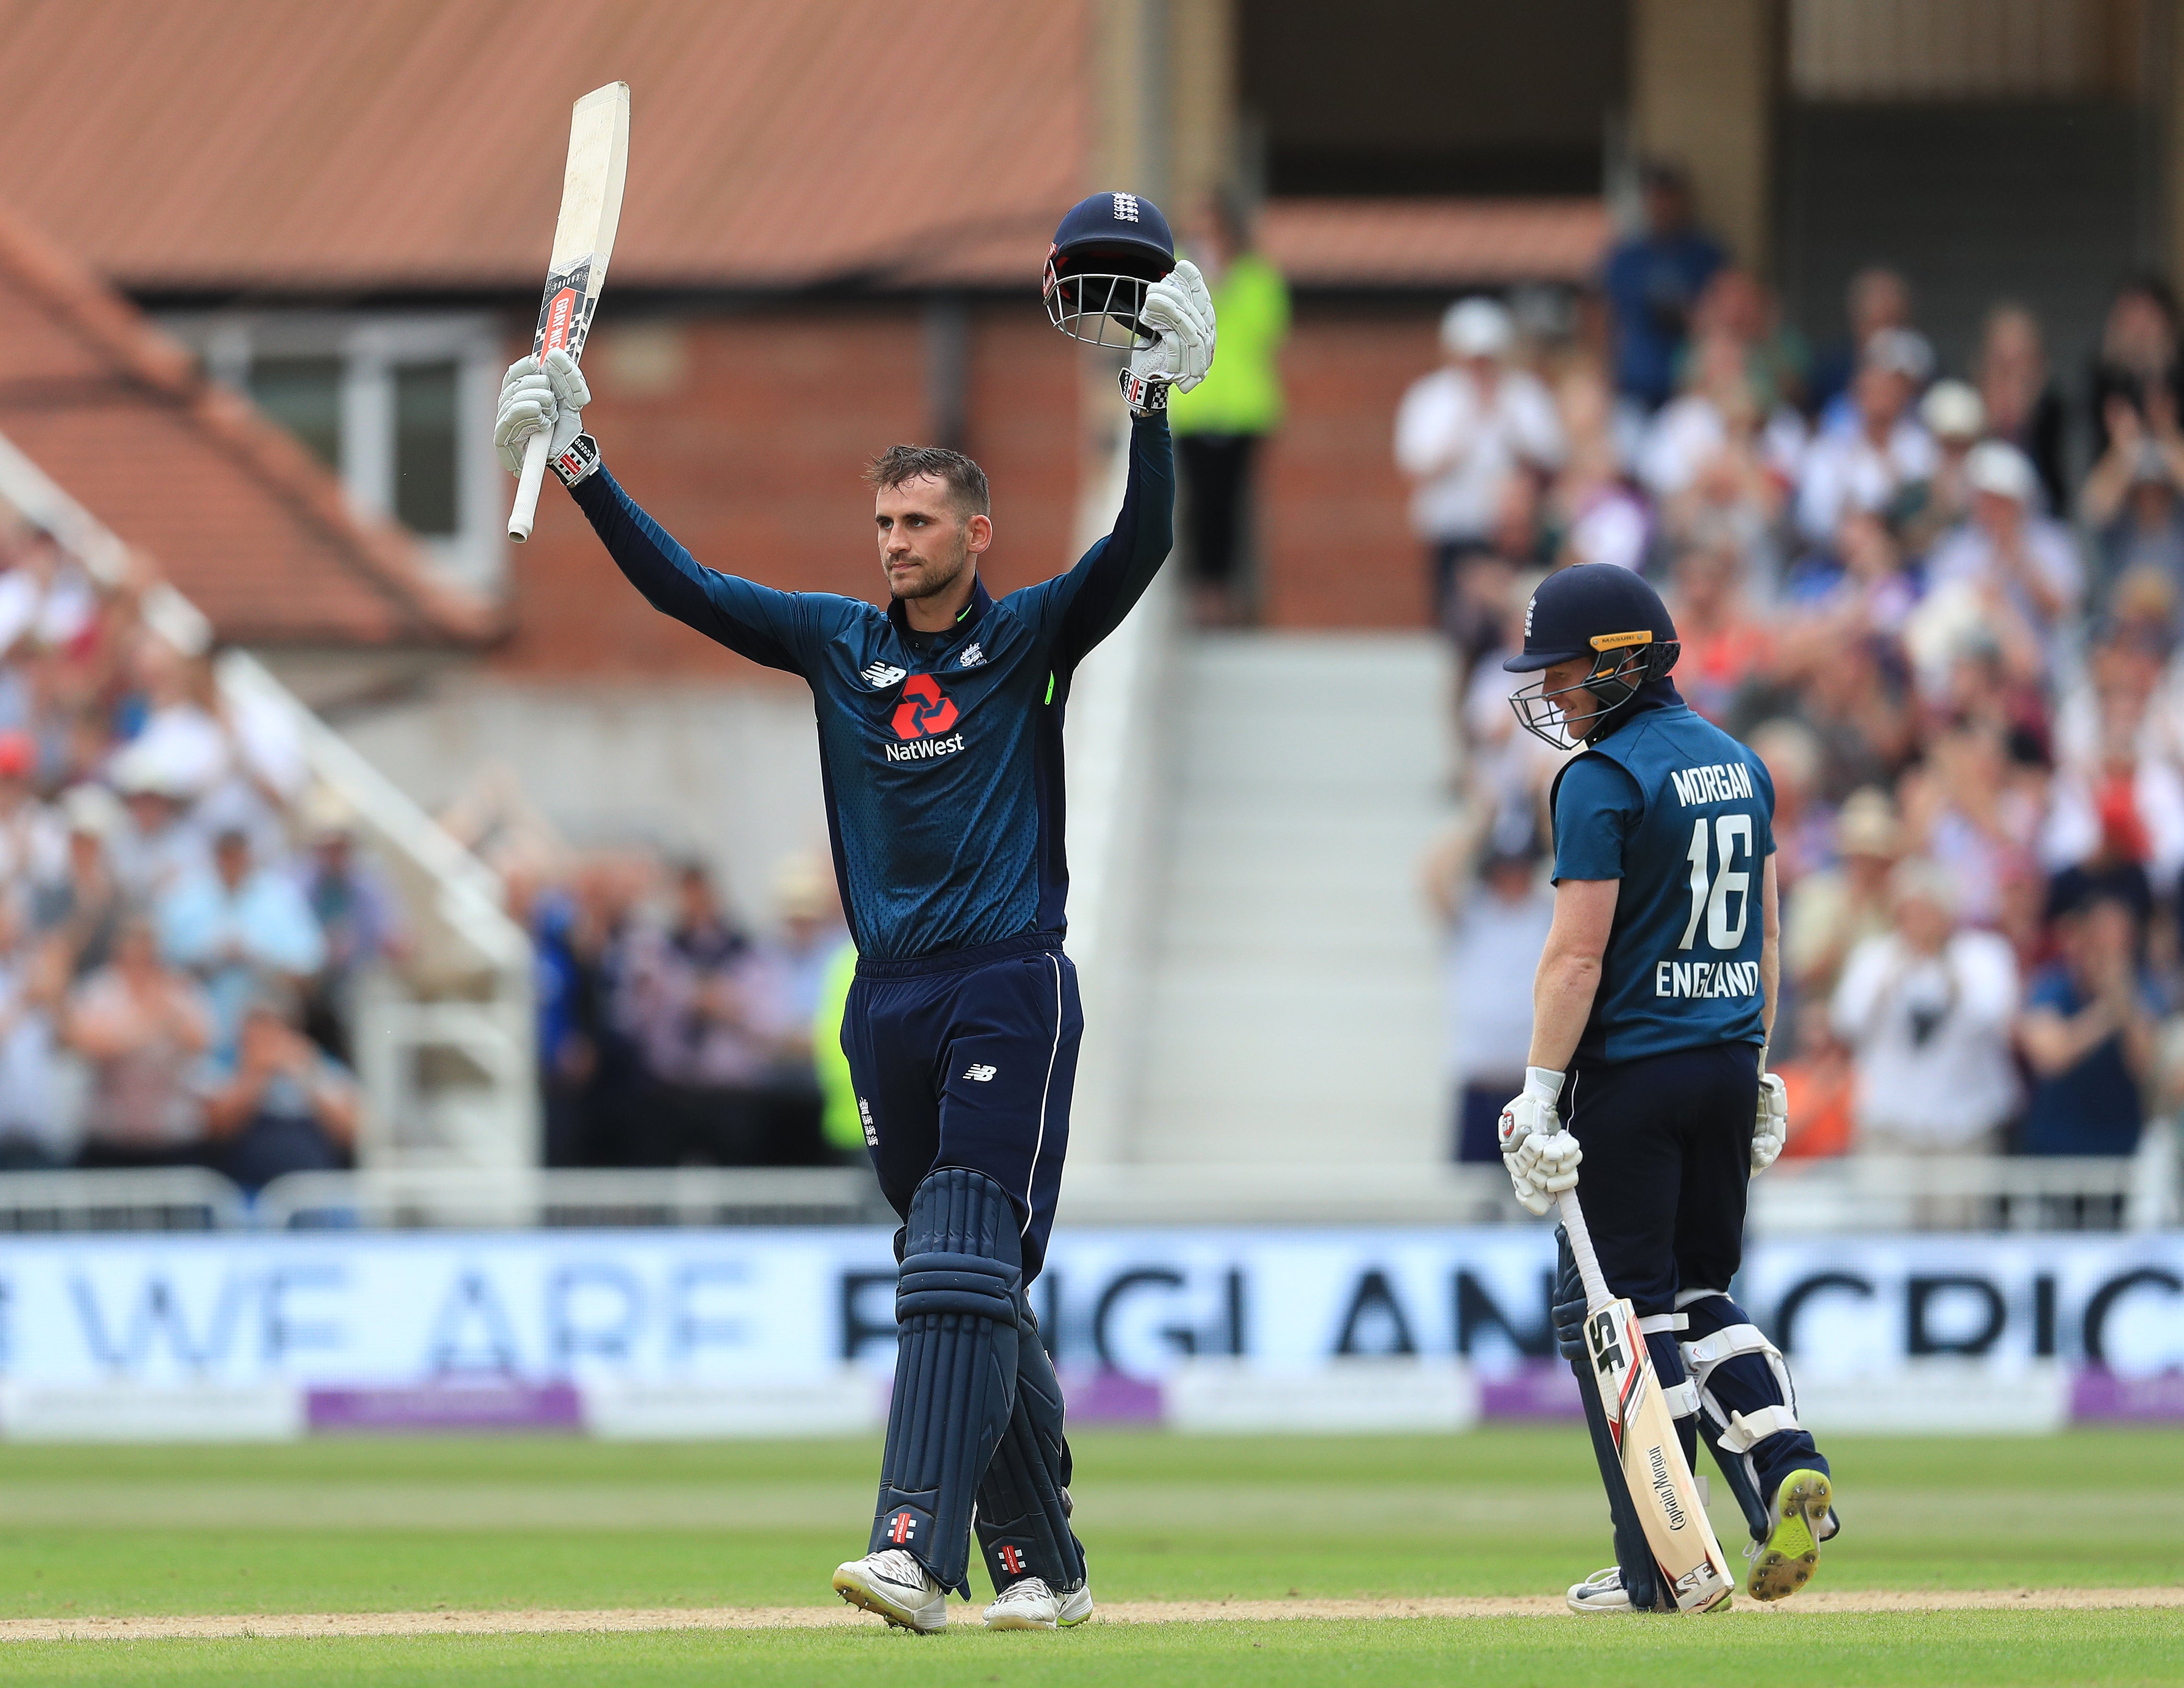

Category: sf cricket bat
[507, 80, 630, 542]
[1558, 1188, 1735, 1612]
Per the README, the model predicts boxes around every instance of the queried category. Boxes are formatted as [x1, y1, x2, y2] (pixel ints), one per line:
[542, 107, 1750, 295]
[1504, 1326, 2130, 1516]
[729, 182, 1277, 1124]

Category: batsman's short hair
[866, 444, 990, 517]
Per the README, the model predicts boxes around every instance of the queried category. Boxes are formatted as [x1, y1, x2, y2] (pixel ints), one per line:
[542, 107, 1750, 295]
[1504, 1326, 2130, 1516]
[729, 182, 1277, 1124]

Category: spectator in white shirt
[0, 729, 64, 895]
[1424, 825, 1555, 1165]
[1912, 442, 2084, 698]
[1795, 328, 1938, 544]
[1395, 297, 1565, 624]
[1833, 857, 2020, 1165]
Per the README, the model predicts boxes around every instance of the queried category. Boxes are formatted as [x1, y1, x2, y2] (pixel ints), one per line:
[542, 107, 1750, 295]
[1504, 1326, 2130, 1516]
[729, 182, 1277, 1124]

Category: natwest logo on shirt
[886, 674, 965, 764]
[891, 675, 959, 739]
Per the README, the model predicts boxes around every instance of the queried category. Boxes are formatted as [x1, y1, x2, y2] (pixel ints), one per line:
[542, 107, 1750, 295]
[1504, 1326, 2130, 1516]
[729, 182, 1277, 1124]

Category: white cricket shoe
[1566, 1566, 1645, 1614]
[983, 1576, 1096, 1630]
[833, 1548, 948, 1633]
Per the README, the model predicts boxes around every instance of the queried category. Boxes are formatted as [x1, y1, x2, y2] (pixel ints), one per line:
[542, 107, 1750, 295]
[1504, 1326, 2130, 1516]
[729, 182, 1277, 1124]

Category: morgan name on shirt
[1668, 761, 1757, 807]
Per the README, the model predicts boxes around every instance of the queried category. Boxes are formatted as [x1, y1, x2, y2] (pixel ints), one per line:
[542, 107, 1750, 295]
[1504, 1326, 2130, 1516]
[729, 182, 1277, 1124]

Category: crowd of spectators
[1423, 171, 2184, 1214]
[0, 522, 401, 1190]
[452, 796, 858, 1172]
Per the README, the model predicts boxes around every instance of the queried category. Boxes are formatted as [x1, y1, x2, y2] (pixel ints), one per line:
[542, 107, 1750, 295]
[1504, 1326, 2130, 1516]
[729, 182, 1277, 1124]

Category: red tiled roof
[0, 209, 499, 647]
[0, 0, 1087, 294]
[1261, 198, 1611, 288]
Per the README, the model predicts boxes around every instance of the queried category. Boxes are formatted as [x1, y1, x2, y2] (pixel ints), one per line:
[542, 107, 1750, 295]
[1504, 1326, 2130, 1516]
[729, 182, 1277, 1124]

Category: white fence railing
[0, 426, 536, 1173]
[0, 1140, 2170, 1234]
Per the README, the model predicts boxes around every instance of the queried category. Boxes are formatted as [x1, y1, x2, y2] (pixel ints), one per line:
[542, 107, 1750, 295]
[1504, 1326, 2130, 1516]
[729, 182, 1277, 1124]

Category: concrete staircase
[1121, 632, 1455, 1170]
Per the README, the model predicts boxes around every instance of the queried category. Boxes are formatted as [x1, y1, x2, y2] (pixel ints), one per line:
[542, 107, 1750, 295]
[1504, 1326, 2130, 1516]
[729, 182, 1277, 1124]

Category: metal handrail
[0, 1167, 248, 1231]
[0, 1154, 2165, 1233]
[0, 422, 536, 1174]
[251, 1165, 887, 1230]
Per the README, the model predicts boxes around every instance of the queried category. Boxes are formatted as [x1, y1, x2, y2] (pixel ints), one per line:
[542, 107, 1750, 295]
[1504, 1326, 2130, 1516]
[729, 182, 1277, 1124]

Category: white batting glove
[494, 349, 592, 475]
[1120, 258, 1217, 413]
[1752, 1071, 1789, 1174]
[1498, 1066, 1574, 1217]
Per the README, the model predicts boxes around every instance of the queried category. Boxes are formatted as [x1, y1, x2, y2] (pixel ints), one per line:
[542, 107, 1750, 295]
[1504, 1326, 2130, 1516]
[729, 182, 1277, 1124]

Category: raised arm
[569, 466, 813, 674]
[1044, 415, 1177, 667]
[496, 352, 817, 676]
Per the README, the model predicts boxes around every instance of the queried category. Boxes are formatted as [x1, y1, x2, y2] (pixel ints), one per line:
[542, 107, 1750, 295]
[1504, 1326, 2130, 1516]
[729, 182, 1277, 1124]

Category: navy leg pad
[871, 1167, 1023, 1594]
[975, 1308, 1087, 1595]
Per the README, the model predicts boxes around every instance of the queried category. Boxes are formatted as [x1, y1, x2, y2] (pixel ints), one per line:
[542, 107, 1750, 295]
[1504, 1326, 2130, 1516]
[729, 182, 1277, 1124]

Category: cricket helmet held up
[1043, 191, 1175, 348]
[1504, 563, 1680, 749]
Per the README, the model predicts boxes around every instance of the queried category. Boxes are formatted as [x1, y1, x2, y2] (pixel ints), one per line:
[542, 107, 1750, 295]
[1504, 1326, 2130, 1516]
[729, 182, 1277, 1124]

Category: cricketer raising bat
[1558, 1187, 1735, 1613]
[508, 80, 630, 543]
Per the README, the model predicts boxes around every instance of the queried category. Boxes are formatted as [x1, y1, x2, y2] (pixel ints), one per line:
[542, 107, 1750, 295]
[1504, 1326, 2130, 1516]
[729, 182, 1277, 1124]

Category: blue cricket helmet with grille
[1042, 191, 1175, 348]
[1504, 564, 1681, 749]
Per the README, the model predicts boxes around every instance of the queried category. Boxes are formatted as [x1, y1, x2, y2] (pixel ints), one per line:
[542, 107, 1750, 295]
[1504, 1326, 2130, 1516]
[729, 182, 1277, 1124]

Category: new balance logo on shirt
[860, 662, 908, 689]
[963, 1063, 997, 1082]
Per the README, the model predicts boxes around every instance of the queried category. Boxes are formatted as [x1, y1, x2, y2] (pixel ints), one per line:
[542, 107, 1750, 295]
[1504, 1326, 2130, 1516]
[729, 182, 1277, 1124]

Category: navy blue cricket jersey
[1549, 684, 1776, 1065]
[569, 417, 1173, 961]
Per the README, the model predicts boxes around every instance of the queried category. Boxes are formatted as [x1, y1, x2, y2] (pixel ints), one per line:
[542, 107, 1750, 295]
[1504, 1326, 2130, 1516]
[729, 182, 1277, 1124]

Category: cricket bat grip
[508, 432, 551, 542]
[1557, 1189, 1613, 1315]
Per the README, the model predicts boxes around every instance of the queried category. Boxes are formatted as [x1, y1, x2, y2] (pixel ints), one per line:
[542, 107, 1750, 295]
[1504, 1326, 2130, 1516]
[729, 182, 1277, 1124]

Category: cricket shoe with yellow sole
[1746, 1468, 1834, 1602]
[983, 1576, 1096, 1630]
[833, 1549, 949, 1632]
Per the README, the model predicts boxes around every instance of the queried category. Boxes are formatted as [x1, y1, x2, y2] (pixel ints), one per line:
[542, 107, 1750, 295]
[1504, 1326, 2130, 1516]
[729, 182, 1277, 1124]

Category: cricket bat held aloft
[1558, 1188, 1735, 1612]
[508, 80, 630, 543]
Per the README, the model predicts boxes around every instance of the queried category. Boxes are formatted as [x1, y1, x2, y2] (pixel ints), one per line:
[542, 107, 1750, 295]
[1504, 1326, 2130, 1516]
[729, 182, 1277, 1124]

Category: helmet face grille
[1042, 266, 1154, 348]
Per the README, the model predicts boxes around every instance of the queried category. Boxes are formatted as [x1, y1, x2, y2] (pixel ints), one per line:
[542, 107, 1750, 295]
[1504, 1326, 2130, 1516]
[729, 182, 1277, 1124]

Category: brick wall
[490, 293, 1445, 676]
[495, 300, 1084, 679]
[1256, 299, 1442, 630]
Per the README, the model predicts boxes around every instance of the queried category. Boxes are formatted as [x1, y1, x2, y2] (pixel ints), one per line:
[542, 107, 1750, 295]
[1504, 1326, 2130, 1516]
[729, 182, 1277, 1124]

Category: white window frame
[159, 310, 508, 597]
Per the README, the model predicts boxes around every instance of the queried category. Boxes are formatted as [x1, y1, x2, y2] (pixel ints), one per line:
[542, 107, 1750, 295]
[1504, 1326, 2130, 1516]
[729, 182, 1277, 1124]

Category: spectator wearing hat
[732, 855, 851, 1166]
[1895, 379, 1986, 560]
[64, 913, 215, 1168]
[33, 785, 127, 983]
[1809, 266, 1916, 426]
[1921, 442, 2083, 684]
[293, 789, 407, 1063]
[2014, 883, 2159, 1163]
[1395, 296, 1565, 632]
[1169, 192, 1290, 628]
[1795, 328, 1938, 544]
[107, 746, 211, 901]
[1832, 858, 2021, 1174]
[157, 827, 325, 1057]
[1976, 303, 2068, 514]
[1600, 161, 1724, 414]
[202, 987, 359, 1195]
[1422, 817, 1554, 1165]
[1783, 788, 1903, 1006]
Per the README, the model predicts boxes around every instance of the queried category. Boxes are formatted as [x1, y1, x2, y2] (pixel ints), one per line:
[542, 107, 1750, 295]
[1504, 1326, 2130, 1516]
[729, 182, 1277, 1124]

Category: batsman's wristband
[1118, 368, 1169, 415]
[550, 432, 601, 488]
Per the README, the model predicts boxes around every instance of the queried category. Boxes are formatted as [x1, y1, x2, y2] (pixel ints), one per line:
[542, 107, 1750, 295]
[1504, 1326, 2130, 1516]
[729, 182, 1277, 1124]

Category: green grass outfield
[0, 1429, 2176, 1685]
